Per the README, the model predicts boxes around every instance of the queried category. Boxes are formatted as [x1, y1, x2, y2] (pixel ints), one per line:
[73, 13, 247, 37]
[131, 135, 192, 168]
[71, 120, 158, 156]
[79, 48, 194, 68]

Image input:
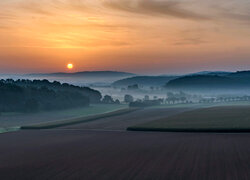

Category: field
[0, 130, 250, 180]
[21, 108, 140, 129]
[128, 105, 250, 132]
[1, 104, 250, 179]
[0, 104, 127, 129]
[58, 107, 191, 130]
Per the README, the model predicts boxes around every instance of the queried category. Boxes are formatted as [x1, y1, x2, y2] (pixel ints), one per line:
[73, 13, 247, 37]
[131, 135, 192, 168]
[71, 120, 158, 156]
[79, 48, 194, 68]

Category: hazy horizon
[0, 68, 240, 76]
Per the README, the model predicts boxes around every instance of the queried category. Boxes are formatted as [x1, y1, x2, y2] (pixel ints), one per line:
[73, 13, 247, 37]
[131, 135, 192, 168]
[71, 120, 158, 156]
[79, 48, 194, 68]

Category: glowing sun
[67, 63, 73, 69]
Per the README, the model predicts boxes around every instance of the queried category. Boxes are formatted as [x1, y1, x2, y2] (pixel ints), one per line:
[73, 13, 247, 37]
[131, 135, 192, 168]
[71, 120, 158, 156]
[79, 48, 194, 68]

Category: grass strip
[0, 127, 20, 134]
[21, 108, 140, 129]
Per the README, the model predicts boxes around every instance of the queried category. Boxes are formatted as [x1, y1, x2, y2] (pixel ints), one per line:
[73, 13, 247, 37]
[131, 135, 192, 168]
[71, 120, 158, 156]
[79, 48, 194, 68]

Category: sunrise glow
[0, 0, 249, 74]
[67, 63, 73, 70]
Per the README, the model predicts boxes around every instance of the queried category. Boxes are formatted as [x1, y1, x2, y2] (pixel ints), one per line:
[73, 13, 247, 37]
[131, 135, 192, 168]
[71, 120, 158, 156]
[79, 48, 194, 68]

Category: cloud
[19, 0, 54, 15]
[0, 13, 17, 20]
[103, 0, 209, 20]
[209, 1, 250, 24]
[174, 37, 208, 46]
[221, 12, 250, 24]
[18, 0, 90, 16]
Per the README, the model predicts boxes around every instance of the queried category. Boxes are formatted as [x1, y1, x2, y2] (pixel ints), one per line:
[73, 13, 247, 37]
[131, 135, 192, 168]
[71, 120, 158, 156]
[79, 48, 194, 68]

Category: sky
[0, 0, 249, 74]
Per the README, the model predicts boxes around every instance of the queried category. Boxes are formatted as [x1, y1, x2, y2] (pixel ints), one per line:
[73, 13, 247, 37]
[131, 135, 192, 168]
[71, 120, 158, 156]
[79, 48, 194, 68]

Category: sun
[67, 63, 73, 69]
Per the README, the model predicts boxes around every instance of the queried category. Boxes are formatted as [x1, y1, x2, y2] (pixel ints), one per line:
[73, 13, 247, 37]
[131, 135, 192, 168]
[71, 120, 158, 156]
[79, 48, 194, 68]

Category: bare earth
[1, 107, 250, 180]
[0, 130, 250, 180]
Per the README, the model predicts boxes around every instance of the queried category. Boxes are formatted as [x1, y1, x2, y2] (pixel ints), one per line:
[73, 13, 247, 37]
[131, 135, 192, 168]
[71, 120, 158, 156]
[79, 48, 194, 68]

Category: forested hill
[165, 72, 250, 90]
[0, 79, 102, 113]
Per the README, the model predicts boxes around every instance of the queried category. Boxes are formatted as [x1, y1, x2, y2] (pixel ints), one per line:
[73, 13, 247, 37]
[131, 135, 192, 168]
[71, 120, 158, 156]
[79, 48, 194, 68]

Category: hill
[112, 76, 178, 87]
[187, 71, 231, 76]
[165, 70, 250, 91]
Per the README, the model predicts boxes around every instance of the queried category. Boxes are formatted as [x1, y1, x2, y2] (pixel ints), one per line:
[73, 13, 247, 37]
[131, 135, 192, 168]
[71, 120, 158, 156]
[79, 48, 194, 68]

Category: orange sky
[0, 0, 249, 74]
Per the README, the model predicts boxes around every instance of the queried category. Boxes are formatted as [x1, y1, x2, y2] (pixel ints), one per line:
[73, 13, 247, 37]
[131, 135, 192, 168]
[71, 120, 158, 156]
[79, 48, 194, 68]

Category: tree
[25, 98, 39, 112]
[180, 97, 187, 103]
[144, 95, 150, 101]
[115, 99, 120, 104]
[102, 95, 114, 104]
[124, 94, 134, 103]
[128, 84, 139, 90]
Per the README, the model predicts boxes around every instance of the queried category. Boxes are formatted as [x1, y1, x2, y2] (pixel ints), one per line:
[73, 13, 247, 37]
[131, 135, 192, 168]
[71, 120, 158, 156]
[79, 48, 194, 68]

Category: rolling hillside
[165, 70, 250, 90]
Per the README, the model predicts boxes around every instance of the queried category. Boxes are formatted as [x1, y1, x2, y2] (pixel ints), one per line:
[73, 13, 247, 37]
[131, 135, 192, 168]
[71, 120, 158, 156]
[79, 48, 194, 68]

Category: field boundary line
[21, 108, 141, 129]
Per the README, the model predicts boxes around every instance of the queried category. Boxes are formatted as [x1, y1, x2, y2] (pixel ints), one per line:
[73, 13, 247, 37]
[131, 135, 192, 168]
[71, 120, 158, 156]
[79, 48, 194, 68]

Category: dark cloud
[103, 0, 209, 20]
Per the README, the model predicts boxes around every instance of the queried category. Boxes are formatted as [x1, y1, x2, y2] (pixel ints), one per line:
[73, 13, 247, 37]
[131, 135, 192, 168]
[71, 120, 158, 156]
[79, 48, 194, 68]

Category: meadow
[0, 104, 127, 129]
[21, 107, 138, 129]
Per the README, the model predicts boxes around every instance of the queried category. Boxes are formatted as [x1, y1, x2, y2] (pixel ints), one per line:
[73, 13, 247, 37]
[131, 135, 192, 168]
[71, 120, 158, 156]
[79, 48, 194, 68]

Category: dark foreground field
[0, 130, 250, 180]
[129, 106, 250, 132]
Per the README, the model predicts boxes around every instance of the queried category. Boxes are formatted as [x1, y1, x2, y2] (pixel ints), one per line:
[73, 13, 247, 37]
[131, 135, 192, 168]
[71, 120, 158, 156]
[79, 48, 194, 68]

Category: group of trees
[199, 95, 250, 104]
[101, 95, 120, 104]
[0, 79, 102, 113]
[1, 79, 102, 103]
[165, 92, 189, 104]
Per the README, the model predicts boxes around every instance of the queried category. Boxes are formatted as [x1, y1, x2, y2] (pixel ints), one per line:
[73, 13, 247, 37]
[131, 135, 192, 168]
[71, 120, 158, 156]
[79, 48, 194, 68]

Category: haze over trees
[112, 76, 178, 87]
[0, 79, 102, 113]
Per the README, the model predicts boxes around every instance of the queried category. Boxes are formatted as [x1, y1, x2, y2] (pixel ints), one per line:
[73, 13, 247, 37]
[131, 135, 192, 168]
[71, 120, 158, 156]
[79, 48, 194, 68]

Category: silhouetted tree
[124, 94, 134, 103]
[102, 95, 114, 104]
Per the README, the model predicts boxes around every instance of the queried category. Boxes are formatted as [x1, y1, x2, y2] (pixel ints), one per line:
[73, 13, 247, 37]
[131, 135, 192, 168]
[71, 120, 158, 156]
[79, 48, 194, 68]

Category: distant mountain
[187, 71, 232, 76]
[28, 71, 136, 78]
[112, 76, 178, 87]
[227, 71, 250, 78]
[24, 71, 136, 86]
[165, 70, 250, 91]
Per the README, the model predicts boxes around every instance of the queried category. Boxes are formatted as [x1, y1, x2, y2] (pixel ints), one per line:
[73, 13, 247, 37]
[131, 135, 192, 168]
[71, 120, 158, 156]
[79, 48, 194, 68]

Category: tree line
[0, 79, 102, 113]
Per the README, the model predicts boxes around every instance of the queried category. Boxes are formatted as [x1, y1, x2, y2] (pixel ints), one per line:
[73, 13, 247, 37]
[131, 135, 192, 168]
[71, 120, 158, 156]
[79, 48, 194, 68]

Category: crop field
[0, 130, 250, 180]
[21, 107, 139, 129]
[59, 107, 191, 130]
[1, 105, 250, 179]
[128, 105, 250, 132]
[0, 104, 127, 128]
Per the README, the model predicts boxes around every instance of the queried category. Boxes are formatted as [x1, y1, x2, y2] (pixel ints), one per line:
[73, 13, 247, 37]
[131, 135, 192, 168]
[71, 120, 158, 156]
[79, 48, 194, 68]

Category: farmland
[21, 107, 140, 129]
[128, 105, 250, 132]
[1, 104, 250, 179]
[0, 104, 127, 128]
[59, 107, 191, 130]
[0, 130, 250, 180]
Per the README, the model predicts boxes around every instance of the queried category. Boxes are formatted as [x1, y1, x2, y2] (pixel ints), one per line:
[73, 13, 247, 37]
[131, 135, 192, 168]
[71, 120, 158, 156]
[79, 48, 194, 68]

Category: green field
[128, 105, 250, 132]
[0, 127, 20, 134]
[21, 107, 139, 129]
[0, 104, 127, 128]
